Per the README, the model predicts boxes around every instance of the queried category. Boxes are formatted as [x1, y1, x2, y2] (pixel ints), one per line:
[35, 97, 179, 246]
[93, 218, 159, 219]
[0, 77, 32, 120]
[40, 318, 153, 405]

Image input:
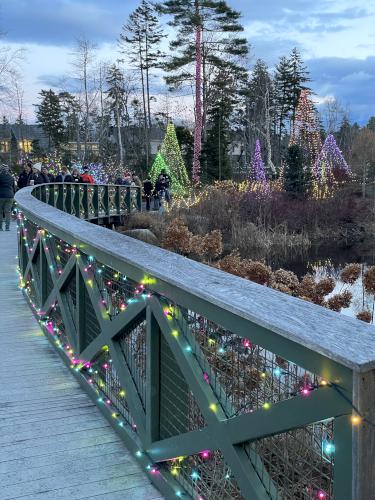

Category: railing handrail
[15, 185, 375, 372]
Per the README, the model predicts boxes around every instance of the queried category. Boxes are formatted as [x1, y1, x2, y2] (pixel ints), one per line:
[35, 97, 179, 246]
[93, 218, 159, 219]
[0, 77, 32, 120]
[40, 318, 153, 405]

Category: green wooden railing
[15, 184, 375, 500]
[32, 183, 142, 219]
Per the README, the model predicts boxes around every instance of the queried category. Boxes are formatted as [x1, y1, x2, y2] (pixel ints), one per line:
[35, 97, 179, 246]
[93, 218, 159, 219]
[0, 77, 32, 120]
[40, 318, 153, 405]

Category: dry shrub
[364, 267, 375, 294]
[269, 270, 299, 295]
[326, 291, 353, 312]
[297, 275, 317, 301]
[340, 263, 361, 284]
[201, 230, 223, 261]
[243, 261, 272, 285]
[357, 311, 372, 323]
[315, 277, 336, 296]
[215, 252, 246, 278]
[163, 218, 192, 255]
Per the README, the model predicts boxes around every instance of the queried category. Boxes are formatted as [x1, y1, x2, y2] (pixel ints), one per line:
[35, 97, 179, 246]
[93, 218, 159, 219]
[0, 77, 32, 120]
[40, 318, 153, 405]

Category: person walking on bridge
[0, 164, 15, 231]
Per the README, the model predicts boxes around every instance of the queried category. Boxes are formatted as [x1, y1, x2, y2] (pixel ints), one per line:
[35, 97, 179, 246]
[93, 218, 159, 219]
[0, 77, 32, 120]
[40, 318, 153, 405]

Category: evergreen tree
[35, 89, 65, 149]
[106, 65, 126, 166]
[160, 0, 248, 183]
[275, 56, 293, 145]
[274, 49, 310, 154]
[288, 48, 311, 127]
[367, 116, 375, 132]
[58, 92, 81, 144]
[119, 0, 165, 164]
[160, 123, 189, 189]
[175, 126, 194, 172]
[284, 144, 311, 195]
[203, 67, 239, 181]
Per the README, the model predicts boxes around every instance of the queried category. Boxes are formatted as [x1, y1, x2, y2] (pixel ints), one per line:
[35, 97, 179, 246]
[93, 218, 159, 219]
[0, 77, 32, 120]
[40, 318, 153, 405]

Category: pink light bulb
[201, 450, 210, 459]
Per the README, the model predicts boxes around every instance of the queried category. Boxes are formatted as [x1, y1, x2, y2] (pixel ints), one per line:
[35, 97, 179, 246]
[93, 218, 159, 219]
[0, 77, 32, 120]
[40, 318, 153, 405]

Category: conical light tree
[248, 139, 271, 198]
[315, 134, 351, 183]
[290, 89, 322, 168]
[249, 139, 267, 182]
[160, 123, 190, 192]
[149, 152, 186, 196]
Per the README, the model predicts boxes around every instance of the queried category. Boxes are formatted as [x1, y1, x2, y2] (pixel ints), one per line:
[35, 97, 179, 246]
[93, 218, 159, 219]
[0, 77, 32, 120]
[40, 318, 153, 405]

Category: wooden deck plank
[0, 228, 161, 499]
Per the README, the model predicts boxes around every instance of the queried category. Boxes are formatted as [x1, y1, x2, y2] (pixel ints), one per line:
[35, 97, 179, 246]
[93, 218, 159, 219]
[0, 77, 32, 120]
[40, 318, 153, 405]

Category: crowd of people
[0, 162, 173, 230]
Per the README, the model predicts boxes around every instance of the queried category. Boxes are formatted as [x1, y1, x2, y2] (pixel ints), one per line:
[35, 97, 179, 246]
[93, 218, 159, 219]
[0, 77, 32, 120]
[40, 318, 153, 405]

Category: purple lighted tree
[315, 134, 351, 183]
[250, 140, 267, 182]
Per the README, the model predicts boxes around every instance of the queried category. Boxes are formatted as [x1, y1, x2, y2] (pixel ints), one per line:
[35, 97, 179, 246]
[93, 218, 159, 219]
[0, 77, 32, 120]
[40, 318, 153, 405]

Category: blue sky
[0, 0, 374, 124]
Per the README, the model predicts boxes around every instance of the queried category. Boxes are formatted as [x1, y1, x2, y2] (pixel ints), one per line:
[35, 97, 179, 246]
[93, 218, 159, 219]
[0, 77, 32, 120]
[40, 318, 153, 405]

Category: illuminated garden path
[0, 228, 162, 500]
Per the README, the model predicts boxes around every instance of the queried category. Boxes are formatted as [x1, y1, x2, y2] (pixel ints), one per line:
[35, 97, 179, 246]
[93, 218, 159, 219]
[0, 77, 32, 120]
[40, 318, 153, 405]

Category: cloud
[308, 56, 375, 123]
[0, 0, 139, 46]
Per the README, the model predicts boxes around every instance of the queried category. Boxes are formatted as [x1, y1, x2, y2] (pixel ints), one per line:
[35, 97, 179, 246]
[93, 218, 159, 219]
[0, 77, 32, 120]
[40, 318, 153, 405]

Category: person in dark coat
[55, 166, 73, 183]
[0, 164, 15, 231]
[17, 162, 32, 189]
[35, 166, 53, 185]
[143, 177, 153, 211]
[27, 164, 41, 186]
[71, 168, 83, 183]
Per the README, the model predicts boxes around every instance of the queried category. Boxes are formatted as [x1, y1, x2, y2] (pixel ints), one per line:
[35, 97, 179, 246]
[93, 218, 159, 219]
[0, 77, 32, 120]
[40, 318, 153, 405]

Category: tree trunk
[139, 42, 149, 168]
[83, 54, 89, 164]
[192, 2, 203, 184]
[116, 101, 123, 166]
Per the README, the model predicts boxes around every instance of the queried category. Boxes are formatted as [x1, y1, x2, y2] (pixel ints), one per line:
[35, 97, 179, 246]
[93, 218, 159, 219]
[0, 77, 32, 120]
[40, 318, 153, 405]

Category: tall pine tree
[160, 0, 248, 183]
[106, 65, 126, 166]
[119, 0, 165, 164]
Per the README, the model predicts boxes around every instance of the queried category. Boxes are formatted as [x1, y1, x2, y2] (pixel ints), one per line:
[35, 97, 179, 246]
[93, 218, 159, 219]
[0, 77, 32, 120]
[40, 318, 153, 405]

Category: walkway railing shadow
[15, 184, 375, 500]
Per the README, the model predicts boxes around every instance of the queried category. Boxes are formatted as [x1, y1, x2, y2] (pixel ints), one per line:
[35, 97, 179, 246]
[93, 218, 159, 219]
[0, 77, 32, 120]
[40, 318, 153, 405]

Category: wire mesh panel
[243, 419, 335, 500]
[117, 319, 147, 411]
[24, 272, 40, 308]
[80, 280, 102, 351]
[49, 302, 70, 349]
[24, 218, 39, 248]
[89, 261, 148, 318]
[163, 450, 243, 500]
[47, 234, 76, 277]
[180, 310, 323, 418]
[159, 333, 206, 440]
[61, 273, 77, 325]
[88, 349, 137, 430]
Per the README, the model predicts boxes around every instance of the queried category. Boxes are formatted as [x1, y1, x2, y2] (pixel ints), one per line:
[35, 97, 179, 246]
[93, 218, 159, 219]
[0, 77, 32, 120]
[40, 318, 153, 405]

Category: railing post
[352, 369, 375, 499]
[65, 184, 72, 215]
[56, 184, 64, 211]
[73, 184, 80, 216]
[115, 186, 121, 215]
[146, 305, 160, 445]
[91, 185, 98, 218]
[125, 187, 131, 214]
[40, 239, 48, 307]
[137, 187, 142, 212]
[82, 184, 89, 219]
[103, 186, 111, 217]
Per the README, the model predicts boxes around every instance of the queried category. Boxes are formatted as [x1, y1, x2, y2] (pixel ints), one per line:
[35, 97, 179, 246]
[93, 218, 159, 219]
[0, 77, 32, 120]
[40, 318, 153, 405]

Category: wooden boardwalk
[0, 227, 162, 500]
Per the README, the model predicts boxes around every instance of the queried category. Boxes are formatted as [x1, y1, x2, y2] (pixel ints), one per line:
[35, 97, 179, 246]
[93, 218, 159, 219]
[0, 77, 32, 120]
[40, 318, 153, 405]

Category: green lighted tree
[160, 123, 190, 190]
[149, 152, 186, 196]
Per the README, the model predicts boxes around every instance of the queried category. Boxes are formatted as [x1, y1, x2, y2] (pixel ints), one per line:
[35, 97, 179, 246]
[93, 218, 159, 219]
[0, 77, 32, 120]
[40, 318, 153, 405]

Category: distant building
[0, 124, 49, 163]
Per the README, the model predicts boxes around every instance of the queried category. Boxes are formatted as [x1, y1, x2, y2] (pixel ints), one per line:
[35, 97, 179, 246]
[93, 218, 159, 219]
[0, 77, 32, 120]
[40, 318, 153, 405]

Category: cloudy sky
[0, 0, 374, 124]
